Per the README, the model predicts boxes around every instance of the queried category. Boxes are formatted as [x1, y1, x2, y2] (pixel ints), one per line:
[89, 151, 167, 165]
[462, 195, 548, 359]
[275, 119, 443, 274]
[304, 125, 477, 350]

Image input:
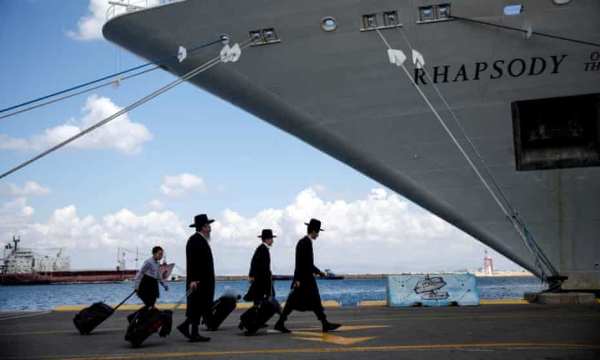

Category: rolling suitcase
[125, 289, 191, 348]
[124, 306, 163, 348]
[239, 297, 280, 336]
[73, 291, 135, 335]
[204, 294, 239, 331]
[158, 310, 173, 337]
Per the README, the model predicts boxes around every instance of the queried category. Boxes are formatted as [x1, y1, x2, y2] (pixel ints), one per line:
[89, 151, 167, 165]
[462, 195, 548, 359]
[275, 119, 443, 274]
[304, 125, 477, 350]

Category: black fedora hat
[257, 229, 277, 239]
[189, 214, 215, 228]
[304, 218, 325, 232]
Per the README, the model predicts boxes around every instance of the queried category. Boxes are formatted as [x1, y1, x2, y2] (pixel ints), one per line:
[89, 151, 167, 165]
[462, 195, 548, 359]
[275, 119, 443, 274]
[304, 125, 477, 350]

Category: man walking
[177, 214, 215, 342]
[244, 229, 276, 305]
[274, 219, 341, 333]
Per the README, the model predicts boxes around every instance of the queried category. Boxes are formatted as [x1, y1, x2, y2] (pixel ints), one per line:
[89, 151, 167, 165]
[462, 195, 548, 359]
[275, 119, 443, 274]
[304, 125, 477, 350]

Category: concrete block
[387, 274, 479, 307]
[537, 292, 596, 305]
[524, 292, 540, 303]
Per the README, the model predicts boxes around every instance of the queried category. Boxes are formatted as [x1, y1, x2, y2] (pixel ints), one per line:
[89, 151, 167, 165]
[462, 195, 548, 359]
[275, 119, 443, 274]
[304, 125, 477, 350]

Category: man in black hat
[177, 214, 215, 342]
[274, 219, 341, 333]
[244, 229, 276, 306]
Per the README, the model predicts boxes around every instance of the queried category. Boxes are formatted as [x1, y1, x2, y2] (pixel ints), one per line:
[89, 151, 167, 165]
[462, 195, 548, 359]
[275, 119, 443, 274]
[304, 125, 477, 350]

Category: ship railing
[106, 0, 184, 21]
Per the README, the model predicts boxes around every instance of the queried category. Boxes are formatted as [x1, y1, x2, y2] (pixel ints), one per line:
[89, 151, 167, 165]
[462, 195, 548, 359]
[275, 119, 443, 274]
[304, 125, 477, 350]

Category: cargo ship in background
[0, 236, 175, 285]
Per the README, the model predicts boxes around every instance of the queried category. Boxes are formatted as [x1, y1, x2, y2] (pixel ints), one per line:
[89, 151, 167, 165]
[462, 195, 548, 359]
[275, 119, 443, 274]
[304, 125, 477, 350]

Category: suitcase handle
[112, 291, 136, 312]
[172, 288, 194, 311]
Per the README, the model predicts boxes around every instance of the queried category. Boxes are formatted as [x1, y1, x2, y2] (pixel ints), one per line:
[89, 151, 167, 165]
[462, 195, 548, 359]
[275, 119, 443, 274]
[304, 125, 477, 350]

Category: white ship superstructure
[2, 237, 70, 274]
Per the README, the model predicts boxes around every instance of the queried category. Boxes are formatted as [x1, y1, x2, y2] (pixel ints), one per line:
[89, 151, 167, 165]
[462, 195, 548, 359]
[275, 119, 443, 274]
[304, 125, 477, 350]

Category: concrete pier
[1, 304, 599, 359]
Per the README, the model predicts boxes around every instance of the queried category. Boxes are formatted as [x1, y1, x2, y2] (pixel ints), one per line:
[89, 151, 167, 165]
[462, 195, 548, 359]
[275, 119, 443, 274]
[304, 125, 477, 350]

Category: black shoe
[322, 322, 341, 333]
[274, 321, 291, 333]
[177, 323, 191, 340]
[238, 322, 244, 331]
[189, 334, 211, 342]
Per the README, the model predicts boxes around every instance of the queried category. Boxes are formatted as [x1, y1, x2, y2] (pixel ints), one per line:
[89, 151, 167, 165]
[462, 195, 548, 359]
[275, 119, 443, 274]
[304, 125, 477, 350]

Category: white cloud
[0, 181, 51, 196]
[0, 188, 519, 274]
[0, 197, 34, 228]
[66, 0, 160, 41]
[211, 187, 492, 274]
[101, 209, 188, 248]
[0, 198, 186, 252]
[213, 188, 456, 248]
[160, 173, 206, 199]
[312, 184, 327, 193]
[66, 0, 109, 41]
[0, 95, 153, 155]
[147, 199, 165, 211]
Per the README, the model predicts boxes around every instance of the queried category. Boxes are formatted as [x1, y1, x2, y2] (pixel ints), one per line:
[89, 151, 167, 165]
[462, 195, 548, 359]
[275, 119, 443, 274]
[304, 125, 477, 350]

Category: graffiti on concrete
[414, 275, 449, 300]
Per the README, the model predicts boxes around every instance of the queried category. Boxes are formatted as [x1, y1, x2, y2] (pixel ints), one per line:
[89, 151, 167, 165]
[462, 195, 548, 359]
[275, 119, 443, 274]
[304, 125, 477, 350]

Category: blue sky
[0, 1, 522, 275]
[0, 0, 376, 216]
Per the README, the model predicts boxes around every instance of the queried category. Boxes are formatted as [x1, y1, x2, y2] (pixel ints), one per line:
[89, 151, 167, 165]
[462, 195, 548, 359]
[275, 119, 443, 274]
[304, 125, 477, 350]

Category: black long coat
[286, 236, 323, 312]
[244, 244, 275, 302]
[185, 232, 215, 322]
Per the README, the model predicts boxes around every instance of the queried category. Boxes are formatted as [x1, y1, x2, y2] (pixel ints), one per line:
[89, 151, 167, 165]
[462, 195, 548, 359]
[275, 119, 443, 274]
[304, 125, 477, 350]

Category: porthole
[321, 17, 338, 32]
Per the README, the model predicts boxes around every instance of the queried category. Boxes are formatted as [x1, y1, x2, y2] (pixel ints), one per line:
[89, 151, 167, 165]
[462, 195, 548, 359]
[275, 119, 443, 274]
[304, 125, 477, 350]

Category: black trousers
[281, 301, 326, 321]
[138, 276, 159, 307]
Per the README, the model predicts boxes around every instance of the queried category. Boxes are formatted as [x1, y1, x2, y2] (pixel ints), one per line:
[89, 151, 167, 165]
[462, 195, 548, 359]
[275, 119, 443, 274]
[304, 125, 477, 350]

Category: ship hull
[103, 0, 600, 290]
[0, 270, 137, 285]
[0, 264, 175, 285]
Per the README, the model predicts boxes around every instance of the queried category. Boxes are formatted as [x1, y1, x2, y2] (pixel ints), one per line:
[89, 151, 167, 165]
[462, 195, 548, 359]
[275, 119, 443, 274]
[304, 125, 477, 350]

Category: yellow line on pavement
[358, 301, 386, 307]
[59, 343, 600, 359]
[53, 301, 340, 312]
[53, 305, 178, 311]
[44, 298, 600, 311]
[358, 300, 531, 307]
[480, 299, 529, 305]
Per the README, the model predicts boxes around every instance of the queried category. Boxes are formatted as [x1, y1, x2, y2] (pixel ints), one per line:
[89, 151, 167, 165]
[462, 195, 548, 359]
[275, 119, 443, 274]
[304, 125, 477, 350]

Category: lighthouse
[483, 248, 494, 275]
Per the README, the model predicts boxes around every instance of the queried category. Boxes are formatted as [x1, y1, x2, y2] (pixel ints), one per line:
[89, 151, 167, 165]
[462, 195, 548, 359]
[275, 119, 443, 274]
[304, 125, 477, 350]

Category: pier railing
[106, 0, 184, 21]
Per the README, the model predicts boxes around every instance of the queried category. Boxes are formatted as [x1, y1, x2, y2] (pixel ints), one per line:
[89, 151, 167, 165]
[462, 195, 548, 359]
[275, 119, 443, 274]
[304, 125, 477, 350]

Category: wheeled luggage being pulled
[73, 291, 135, 335]
[204, 289, 240, 331]
[125, 289, 190, 348]
[239, 297, 280, 336]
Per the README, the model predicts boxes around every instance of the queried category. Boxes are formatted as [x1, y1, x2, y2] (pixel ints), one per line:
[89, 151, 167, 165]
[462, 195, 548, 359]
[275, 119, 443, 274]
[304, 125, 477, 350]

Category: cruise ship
[102, 0, 600, 291]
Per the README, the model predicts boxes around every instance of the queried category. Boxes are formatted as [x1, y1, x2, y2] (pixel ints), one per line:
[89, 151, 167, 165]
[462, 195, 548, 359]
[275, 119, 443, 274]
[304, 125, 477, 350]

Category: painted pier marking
[267, 325, 390, 345]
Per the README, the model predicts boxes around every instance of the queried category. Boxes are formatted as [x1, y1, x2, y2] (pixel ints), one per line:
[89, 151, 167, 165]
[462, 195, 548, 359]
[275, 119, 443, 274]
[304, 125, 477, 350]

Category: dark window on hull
[512, 93, 600, 171]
